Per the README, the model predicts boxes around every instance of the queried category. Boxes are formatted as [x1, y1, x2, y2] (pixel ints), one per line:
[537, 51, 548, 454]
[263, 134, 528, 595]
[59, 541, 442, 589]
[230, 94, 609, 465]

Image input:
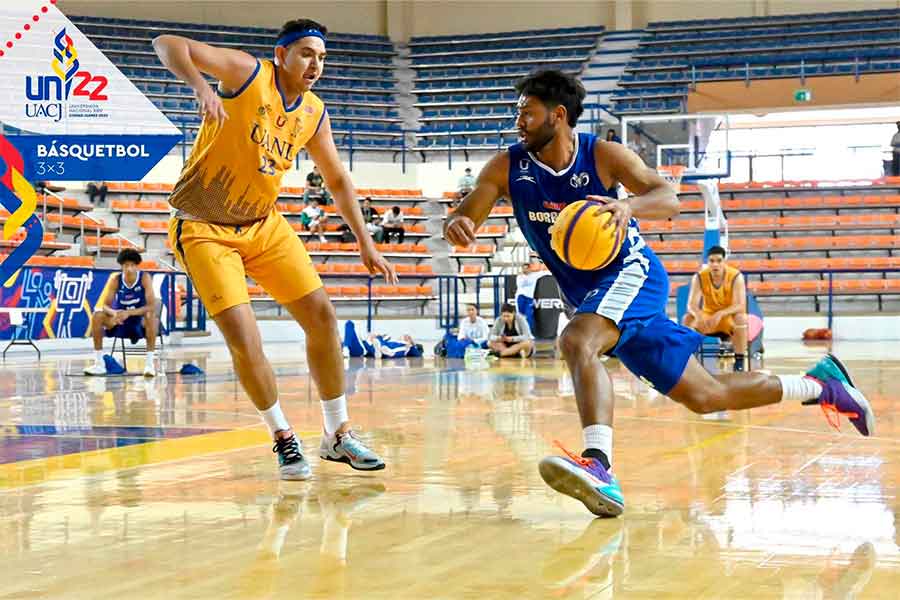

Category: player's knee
[558, 328, 605, 363]
[303, 294, 338, 334]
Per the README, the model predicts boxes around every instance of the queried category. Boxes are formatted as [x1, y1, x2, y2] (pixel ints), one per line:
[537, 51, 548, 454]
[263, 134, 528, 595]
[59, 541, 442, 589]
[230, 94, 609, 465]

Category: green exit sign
[794, 89, 812, 102]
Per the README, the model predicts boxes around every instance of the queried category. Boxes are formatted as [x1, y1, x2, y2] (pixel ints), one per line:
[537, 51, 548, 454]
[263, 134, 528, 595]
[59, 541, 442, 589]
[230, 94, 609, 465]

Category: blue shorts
[105, 315, 145, 344]
[569, 256, 702, 394]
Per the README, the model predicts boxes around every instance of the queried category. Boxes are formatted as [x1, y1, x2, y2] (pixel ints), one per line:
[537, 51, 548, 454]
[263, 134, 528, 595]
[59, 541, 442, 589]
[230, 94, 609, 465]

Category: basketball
[550, 200, 625, 270]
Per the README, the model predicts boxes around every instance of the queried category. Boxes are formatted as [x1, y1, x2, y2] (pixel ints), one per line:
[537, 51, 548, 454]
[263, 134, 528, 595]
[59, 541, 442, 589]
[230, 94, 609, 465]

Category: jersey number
[258, 157, 276, 176]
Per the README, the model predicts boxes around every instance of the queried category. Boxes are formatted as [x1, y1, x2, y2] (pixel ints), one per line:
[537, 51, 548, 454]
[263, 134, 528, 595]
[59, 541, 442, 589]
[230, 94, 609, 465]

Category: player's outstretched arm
[687, 273, 703, 320]
[591, 141, 679, 233]
[152, 35, 257, 121]
[444, 152, 510, 248]
[306, 113, 397, 283]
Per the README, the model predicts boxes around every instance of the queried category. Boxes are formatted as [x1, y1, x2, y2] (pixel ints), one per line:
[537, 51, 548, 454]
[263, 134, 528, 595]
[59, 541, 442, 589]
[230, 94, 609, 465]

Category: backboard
[621, 114, 731, 181]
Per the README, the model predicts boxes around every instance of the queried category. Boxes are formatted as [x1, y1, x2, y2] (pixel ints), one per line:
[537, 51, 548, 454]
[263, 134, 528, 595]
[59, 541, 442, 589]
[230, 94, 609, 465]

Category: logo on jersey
[543, 200, 566, 211]
[515, 175, 536, 184]
[569, 172, 590, 188]
[519, 159, 530, 172]
[527, 210, 558, 224]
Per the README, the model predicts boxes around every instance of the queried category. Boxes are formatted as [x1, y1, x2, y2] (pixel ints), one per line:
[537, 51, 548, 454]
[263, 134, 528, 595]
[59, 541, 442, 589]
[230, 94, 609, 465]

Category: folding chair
[109, 303, 165, 372]
[675, 285, 764, 369]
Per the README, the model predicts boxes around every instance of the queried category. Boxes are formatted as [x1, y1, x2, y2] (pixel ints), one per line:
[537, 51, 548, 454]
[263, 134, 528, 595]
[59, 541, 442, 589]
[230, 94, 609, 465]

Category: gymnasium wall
[687, 73, 900, 113]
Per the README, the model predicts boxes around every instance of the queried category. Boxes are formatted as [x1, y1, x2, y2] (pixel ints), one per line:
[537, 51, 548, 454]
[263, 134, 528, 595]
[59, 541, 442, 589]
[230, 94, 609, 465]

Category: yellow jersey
[169, 59, 326, 225]
[698, 265, 740, 312]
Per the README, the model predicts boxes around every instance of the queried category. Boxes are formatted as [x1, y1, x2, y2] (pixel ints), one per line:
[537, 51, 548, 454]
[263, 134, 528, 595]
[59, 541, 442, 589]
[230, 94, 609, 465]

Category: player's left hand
[360, 242, 398, 284]
[588, 196, 632, 237]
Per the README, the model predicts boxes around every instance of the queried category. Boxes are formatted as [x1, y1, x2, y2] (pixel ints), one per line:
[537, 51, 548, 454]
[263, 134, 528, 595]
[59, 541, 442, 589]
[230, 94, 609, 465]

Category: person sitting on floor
[343, 321, 423, 359]
[488, 303, 534, 358]
[84, 248, 158, 377]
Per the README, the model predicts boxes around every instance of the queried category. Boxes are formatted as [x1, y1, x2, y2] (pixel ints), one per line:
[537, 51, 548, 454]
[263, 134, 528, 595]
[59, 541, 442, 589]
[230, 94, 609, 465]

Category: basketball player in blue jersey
[444, 70, 875, 518]
[85, 248, 158, 377]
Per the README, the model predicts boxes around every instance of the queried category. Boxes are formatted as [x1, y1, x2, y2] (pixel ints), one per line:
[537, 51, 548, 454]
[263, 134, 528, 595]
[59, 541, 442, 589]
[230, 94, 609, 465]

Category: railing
[435, 270, 900, 334]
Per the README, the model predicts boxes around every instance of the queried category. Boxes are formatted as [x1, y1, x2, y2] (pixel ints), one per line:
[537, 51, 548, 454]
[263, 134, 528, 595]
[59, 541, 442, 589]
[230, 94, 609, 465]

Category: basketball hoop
[658, 165, 685, 193]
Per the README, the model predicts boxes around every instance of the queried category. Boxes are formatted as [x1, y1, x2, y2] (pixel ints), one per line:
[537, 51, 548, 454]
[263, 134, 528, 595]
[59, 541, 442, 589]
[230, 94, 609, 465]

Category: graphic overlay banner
[0, 135, 44, 285]
[0, 267, 173, 340]
[0, 1, 181, 180]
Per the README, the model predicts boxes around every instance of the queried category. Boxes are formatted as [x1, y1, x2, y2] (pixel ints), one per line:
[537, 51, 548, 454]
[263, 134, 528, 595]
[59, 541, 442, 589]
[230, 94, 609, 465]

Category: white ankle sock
[583, 424, 613, 463]
[777, 375, 823, 403]
[321, 395, 349, 436]
[94, 350, 104, 364]
[259, 401, 291, 435]
[146, 350, 155, 362]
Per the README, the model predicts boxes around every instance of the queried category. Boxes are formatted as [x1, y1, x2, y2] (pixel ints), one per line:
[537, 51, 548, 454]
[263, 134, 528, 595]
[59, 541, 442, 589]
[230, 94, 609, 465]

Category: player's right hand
[195, 83, 228, 122]
[444, 214, 476, 248]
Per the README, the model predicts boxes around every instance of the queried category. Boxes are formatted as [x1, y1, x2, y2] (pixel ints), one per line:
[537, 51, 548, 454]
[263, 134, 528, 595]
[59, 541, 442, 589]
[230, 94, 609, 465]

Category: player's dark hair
[501, 303, 516, 314]
[117, 248, 142, 265]
[467, 303, 478, 312]
[706, 245, 727, 259]
[392, 206, 400, 215]
[515, 70, 585, 127]
[278, 19, 328, 40]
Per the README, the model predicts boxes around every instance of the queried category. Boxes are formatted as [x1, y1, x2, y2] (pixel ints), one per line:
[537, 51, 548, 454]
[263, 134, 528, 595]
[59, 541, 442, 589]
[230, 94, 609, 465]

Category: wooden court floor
[0, 341, 898, 599]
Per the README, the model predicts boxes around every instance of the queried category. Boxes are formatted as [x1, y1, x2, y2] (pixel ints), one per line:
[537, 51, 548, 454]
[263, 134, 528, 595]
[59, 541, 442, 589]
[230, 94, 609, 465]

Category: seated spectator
[343, 321, 423, 359]
[489, 303, 534, 358]
[458, 303, 489, 347]
[381, 205, 405, 243]
[457, 167, 475, 199]
[300, 199, 328, 243]
[84, 249, 157, 377]
[86, 181, 108, 206]
[361, 197, 383, 242]
[303, 165, 331, 204]
[605, 129, 621, 143]
[683, 245, 749, 371]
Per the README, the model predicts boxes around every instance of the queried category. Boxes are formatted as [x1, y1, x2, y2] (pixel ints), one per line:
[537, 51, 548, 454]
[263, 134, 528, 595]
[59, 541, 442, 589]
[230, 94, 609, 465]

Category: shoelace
[553, 440, 591, 467]
[273, 434, 303, 463]
[338, 430, 369, 456]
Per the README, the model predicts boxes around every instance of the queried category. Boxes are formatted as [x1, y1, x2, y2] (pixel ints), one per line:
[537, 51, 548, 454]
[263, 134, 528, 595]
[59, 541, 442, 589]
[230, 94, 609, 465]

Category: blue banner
[5, 134, 182, 181]
[0, 267, 172, 340]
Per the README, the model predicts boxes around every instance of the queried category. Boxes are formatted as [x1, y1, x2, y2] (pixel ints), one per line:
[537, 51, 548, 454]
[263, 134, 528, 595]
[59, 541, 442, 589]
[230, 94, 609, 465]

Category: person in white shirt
[457, 167, 476, 199]
[458, 304, 489, 347]
[301, 199, 328, 243]
[515, 261, 543, 331]
[381, 205, 405, 243]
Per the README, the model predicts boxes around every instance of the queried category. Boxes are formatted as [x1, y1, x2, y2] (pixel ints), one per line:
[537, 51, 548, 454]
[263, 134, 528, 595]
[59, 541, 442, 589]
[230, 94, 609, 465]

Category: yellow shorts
[169, 209, 322, 317]
[700, 309, 735, 336]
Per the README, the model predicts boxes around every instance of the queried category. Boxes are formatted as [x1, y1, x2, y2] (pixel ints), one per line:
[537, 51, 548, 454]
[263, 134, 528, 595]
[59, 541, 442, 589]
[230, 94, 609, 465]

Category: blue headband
[276, 28, 327, 48]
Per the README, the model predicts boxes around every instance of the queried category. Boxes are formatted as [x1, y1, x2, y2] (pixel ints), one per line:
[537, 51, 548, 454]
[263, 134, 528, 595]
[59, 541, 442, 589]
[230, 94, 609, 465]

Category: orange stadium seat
[415, 264, 435, 275]
[412, 244, 428, 253]
[416, 285, 433, 296]
[461, 264, 483, 275]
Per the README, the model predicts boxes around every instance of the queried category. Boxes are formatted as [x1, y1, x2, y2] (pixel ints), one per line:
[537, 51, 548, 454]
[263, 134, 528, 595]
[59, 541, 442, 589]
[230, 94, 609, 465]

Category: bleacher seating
[612, 8, 900, 115]
[410, 27, 603, 150]
[69, 16, 403, 150]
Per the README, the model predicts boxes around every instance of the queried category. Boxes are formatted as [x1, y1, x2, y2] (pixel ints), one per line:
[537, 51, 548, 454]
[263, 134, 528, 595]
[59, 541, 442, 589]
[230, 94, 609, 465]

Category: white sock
[321, 395, 349, 436]
[259, 401, 291, 435]
[94, 350, 104, 364]
[583, 424, 613, 464]
[777, 375, 823, 403]
[146, 350, 155, 362]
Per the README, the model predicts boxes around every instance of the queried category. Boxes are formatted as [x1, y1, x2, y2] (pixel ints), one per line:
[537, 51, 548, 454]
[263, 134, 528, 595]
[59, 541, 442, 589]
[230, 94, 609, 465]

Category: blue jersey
[112, 271, 147, 311]
[508, 132, 660, 307]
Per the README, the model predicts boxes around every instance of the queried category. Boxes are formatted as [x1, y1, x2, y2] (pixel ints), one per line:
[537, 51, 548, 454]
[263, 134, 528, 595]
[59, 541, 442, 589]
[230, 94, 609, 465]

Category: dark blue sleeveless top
[112, 271, 147, 310]
[508, 133, 657, 306]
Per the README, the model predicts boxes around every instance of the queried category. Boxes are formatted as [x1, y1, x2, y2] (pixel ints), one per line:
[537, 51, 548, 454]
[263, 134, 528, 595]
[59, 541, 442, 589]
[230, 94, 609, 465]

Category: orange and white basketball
[550, 200, 625, 270]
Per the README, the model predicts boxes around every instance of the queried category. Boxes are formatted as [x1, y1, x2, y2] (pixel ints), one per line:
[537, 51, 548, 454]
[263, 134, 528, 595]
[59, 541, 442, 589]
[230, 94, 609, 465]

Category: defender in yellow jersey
[683, 245, 749, 371]
[153, 19, 396, 480]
